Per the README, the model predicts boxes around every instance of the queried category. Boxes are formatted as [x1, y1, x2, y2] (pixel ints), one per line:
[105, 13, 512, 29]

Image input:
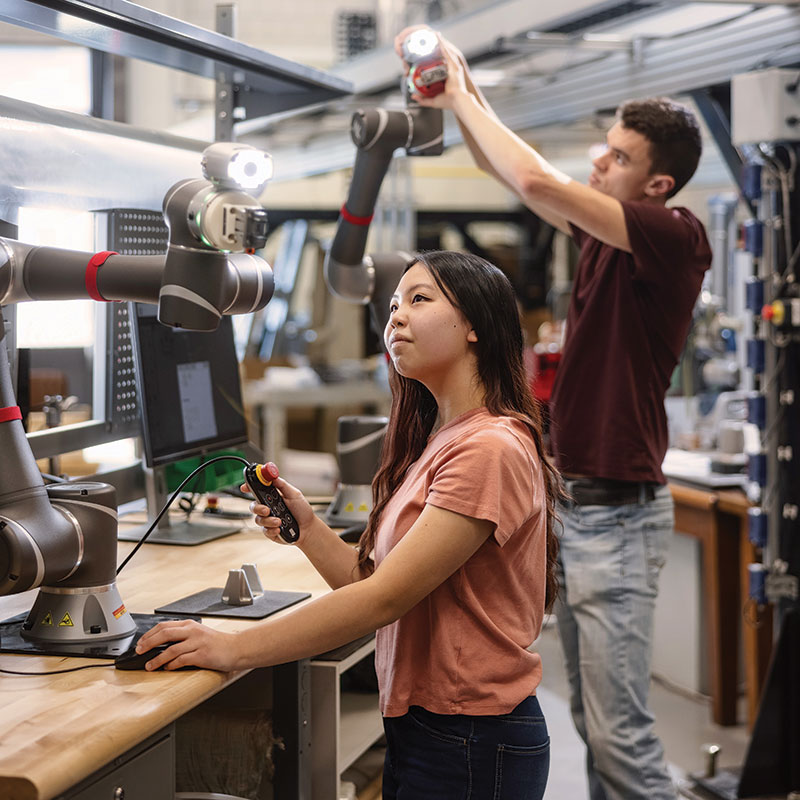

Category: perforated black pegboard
[108, 303, 138, 430]
[96, 209, 168, 434]
[106, 209, 169, 256]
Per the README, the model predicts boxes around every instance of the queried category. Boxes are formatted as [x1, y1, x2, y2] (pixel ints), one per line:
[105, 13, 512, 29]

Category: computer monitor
[132, 303, 248, 467]
[120, 302, 251, 545]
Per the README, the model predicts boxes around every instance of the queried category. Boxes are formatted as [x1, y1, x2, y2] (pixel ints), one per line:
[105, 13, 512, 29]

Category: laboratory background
[0, 1, 798, 799]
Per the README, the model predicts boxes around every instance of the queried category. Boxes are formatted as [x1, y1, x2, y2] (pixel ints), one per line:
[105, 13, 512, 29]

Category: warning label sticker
[112, 604, 127, 619]
[41, 612, 54, 626]
[58, 612, 74, 627]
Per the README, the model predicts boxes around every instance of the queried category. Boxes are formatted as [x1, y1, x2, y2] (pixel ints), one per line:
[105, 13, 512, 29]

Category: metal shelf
[0, 0, 352, 117]
[311, 636, 382, 800]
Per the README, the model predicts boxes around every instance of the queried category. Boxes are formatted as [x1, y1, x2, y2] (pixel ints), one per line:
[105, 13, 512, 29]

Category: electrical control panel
[731, 67, 800, 145]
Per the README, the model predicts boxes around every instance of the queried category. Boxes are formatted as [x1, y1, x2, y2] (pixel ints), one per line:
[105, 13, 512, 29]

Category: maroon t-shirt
[549, 201, 711, 483]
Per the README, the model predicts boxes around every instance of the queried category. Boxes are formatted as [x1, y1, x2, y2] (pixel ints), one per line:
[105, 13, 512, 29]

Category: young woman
[137, 250, 564, 799]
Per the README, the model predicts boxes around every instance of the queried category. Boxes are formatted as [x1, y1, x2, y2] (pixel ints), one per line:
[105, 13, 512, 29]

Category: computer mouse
[114, 642, 186, 671]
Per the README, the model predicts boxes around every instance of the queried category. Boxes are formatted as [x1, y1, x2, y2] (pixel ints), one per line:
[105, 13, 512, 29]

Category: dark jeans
[382, 695, 549, 799]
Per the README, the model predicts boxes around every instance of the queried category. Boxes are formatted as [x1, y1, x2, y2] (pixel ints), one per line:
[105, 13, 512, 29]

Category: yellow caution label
[41, 612, 54, 627]
[112, 603, 127, 620]
[344, 502, 355, 512]
[358, 503, 368, 511]
[58, 612, 74, 627]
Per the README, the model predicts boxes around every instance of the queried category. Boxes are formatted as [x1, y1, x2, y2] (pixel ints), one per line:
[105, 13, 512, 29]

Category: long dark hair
[357, 250, 564, 611]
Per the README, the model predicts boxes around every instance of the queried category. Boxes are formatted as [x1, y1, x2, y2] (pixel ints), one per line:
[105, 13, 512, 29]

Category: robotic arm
[0, 143, 276, 646]
[1, 142, 274, 328]
[325, 31, 446, 332]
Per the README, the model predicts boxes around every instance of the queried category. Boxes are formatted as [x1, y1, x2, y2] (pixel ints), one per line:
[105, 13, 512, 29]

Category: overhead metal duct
[0, 95, 205, 221]
[248, 4, 800, 181]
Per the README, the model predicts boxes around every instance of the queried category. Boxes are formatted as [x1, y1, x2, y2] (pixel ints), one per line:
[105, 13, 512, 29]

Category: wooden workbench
[3, 483, 772, 795]
[715, 488, 774, 728]
[669, 483, 773, 728]
[0, 514, 331, 800]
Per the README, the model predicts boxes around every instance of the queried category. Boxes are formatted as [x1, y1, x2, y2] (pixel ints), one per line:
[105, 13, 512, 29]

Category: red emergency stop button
[761, 301, 785, 325]
[255, 462, 280, 484]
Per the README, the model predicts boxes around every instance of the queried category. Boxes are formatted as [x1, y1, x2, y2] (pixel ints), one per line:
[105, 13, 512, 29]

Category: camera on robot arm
[0, 142, 276, 649]
[402, 28, 448, 102]
[324, 31, 446, 333]
[191, 142, 271, 252]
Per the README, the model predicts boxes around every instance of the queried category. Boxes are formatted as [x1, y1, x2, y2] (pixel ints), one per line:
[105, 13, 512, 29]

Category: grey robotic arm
[325, 30, 447, 332]
[0, 142, 275, 645]
[1, 143, 275, 329]
[324, 105, 443, 331]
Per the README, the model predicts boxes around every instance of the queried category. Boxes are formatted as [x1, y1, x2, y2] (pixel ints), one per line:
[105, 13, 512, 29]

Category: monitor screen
[130, 304, 249, 468]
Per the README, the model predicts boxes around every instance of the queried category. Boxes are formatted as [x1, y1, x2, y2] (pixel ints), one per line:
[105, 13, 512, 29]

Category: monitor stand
[118, 465, 243, 546]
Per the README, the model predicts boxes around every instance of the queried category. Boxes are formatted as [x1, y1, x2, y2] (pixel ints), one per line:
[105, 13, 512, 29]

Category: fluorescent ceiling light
[471, 69, 508, 87]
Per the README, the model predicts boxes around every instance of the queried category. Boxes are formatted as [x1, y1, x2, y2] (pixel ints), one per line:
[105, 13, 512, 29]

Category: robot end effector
[402, 28, 448, 100]
[150, 142, 274, 331]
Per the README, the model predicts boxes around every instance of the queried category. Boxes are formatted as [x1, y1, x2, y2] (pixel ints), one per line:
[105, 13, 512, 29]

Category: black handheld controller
[243, 462, 301, 543]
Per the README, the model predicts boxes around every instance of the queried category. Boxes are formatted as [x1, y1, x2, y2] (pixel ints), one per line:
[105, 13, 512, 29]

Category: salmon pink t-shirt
[374, 407, 548, 717]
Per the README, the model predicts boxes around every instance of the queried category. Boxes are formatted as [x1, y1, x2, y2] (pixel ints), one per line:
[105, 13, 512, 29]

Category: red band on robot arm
[85, 251, 118, 301]
[0, 406, 22, 423]
[340, 205, 373, 226]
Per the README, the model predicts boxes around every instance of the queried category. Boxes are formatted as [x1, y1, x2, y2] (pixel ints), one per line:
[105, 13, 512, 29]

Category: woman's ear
[467, 329, 478, 343]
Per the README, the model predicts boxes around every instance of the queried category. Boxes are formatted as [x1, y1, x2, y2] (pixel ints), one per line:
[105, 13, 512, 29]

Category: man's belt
[565, 477, 657, 506]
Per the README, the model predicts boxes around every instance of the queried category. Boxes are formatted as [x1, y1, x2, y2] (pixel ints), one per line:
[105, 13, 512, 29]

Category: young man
[395, 27, 712, 800]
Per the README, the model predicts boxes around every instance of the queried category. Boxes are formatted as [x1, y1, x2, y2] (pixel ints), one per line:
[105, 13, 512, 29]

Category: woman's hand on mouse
[135, 619, 240, 672]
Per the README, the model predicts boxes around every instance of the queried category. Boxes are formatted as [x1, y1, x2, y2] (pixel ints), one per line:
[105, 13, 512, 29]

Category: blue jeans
[555, 484, 676, 800]
[382, 695, 549, 799]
